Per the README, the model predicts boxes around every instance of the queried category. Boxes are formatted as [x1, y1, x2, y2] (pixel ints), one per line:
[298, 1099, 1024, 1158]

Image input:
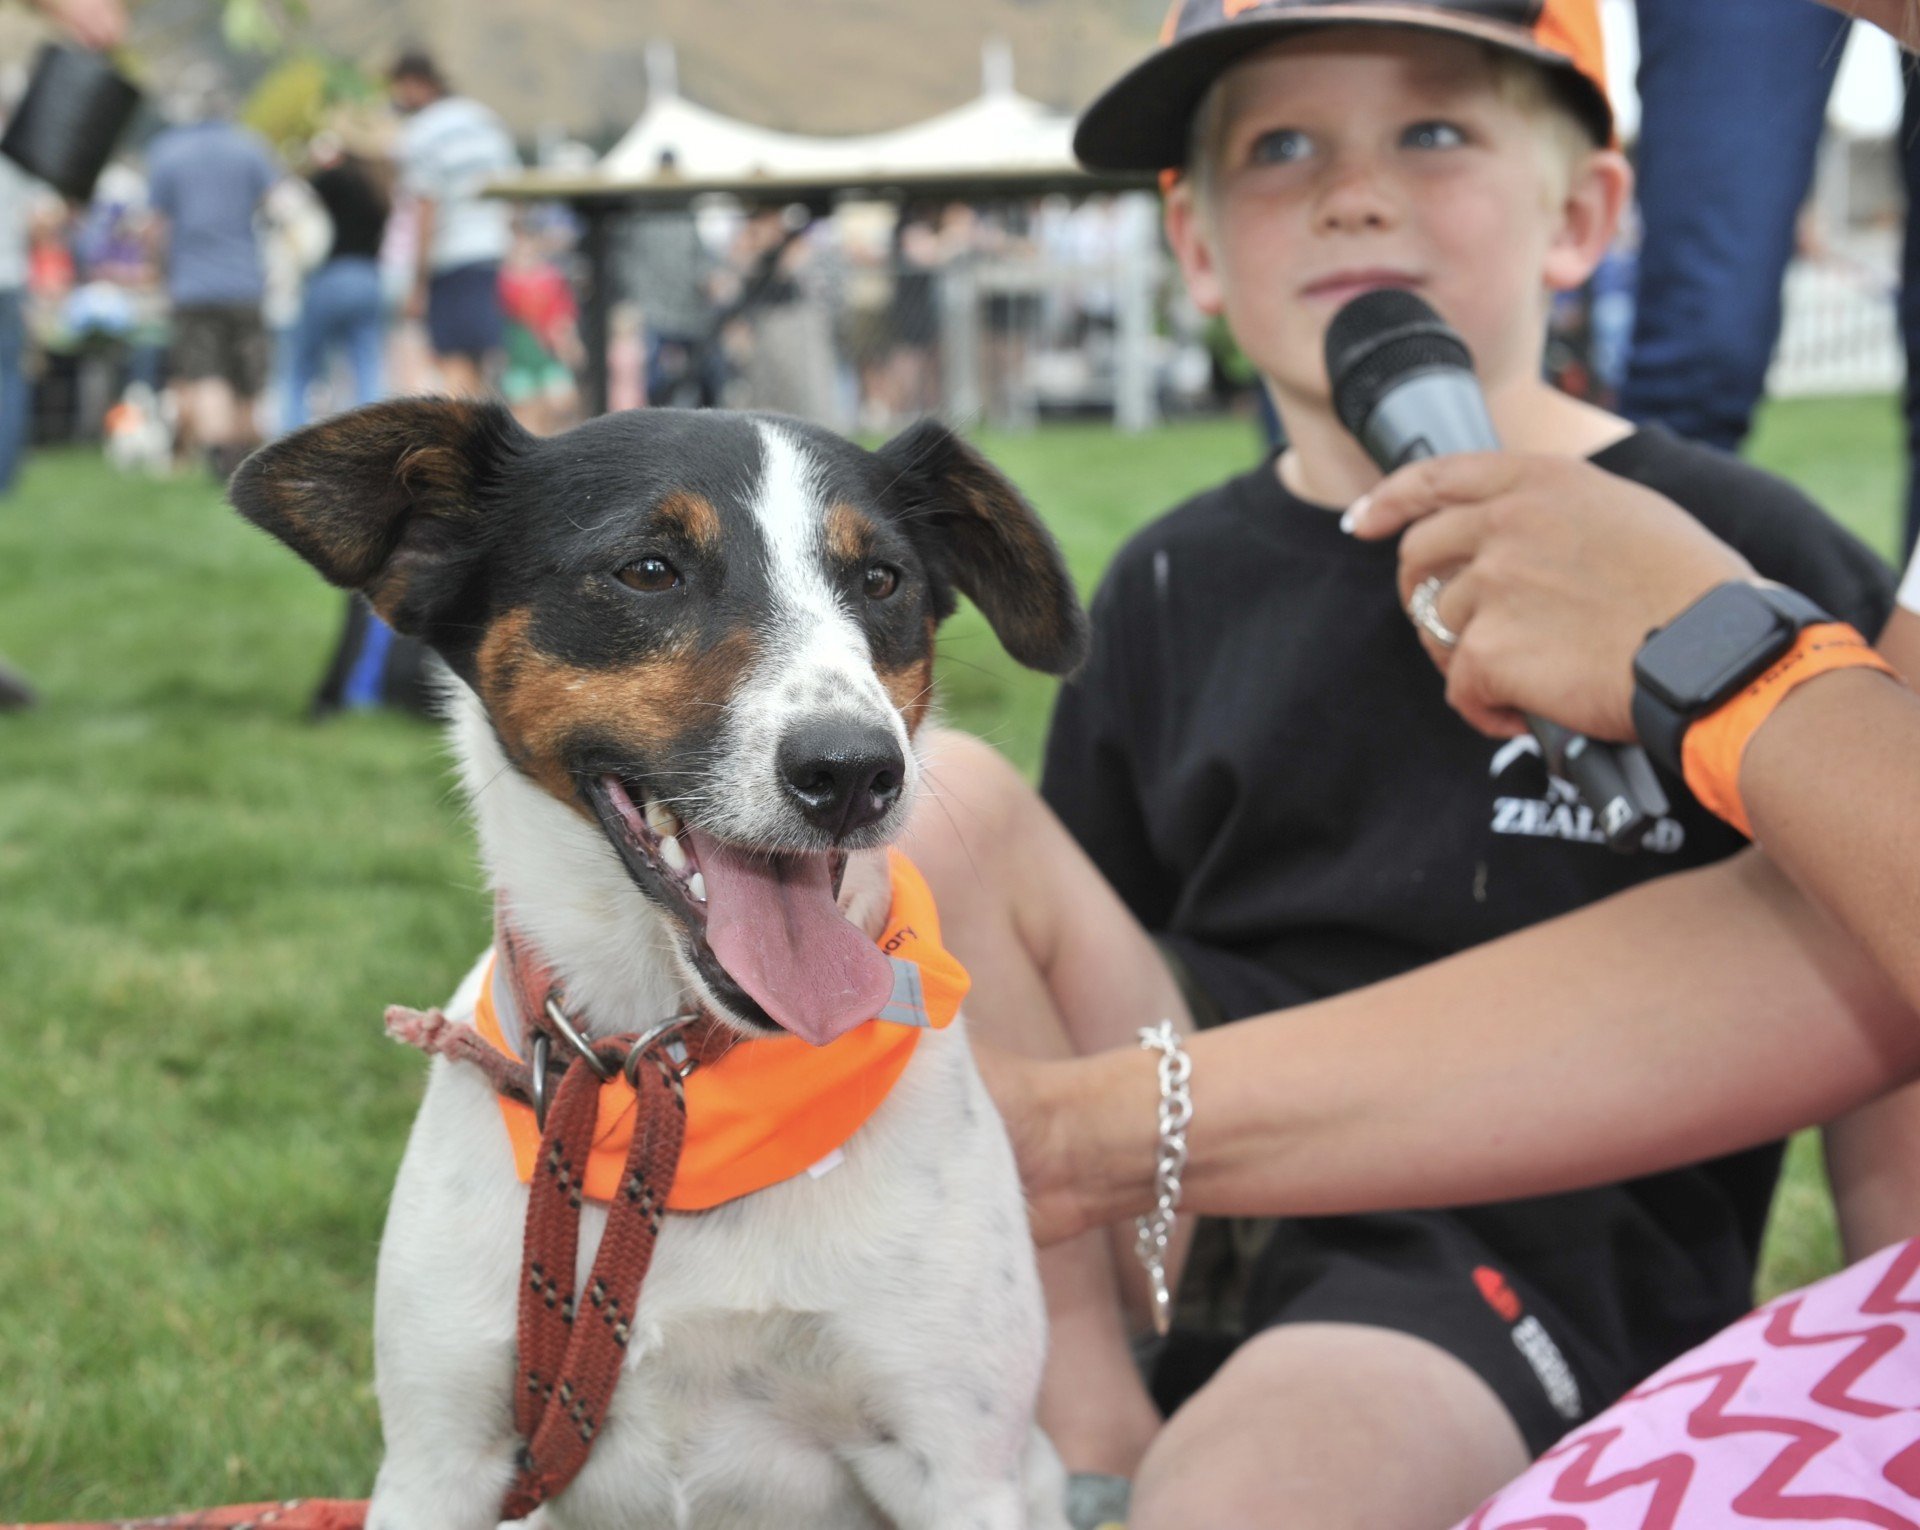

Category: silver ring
[530, 1033, 551, 1130]
[545, 996, 616, 1081]
[1407, 576, 1458, 650]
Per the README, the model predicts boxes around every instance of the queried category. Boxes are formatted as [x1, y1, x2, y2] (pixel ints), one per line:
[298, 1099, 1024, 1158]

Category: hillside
[130, 0, 1163, 143]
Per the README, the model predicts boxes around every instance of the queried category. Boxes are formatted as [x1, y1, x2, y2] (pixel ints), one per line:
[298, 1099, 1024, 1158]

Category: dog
[229, 400, 1086, 1530]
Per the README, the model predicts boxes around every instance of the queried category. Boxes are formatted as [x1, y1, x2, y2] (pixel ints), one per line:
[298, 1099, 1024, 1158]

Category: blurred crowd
[0, 48, 1194, 494]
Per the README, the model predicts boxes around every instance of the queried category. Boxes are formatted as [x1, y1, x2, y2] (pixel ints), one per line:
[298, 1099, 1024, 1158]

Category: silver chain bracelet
[1134, 1019, 1193, 1337]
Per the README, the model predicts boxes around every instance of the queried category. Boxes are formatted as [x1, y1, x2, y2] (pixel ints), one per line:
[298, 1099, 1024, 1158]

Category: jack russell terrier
[229, 400, 1086, 1530]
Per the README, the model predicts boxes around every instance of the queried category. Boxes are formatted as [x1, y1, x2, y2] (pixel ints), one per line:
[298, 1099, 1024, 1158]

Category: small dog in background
[103, 381, 175, 476]
[230, 400, 1084, 1530]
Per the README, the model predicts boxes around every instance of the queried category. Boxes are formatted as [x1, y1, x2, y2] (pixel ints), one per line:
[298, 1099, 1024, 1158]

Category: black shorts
[427, 260, 503, 362]
[170, 303, 269, 395]
[1237, 1211, 1625, 1456]
[1147, 938, 1753, 1458]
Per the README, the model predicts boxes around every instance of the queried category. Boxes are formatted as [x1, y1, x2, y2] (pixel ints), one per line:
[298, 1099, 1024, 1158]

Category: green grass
[0, 396, 1901, 1516]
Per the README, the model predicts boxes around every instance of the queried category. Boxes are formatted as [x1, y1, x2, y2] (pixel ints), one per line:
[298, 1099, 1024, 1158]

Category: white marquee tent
[598, 40, 1080, 184]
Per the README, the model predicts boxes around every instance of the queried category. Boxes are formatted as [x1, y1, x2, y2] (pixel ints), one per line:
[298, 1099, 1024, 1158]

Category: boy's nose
[1315, 159, 1398, 233]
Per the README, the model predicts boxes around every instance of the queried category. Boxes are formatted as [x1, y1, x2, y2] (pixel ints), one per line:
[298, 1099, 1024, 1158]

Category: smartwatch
[1631, 581, 1833, 779]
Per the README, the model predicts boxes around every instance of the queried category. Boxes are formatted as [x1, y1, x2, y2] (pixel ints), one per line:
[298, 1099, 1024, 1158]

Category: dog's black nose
[777, 723, 905, 840]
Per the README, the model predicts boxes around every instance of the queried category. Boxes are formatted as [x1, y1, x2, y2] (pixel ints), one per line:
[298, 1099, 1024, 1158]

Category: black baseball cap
[1074, 0, 1614, 173]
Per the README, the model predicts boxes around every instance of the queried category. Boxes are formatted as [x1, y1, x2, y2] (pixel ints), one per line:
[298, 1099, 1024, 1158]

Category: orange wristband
[1680, 623, 1897, 839]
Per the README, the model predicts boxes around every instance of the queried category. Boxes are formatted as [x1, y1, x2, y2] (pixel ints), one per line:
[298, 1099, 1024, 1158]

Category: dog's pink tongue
[688, 831, 893, 1046]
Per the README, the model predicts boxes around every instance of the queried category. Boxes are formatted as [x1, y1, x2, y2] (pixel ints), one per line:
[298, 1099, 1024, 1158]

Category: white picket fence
[1768, 254, 1905, 398]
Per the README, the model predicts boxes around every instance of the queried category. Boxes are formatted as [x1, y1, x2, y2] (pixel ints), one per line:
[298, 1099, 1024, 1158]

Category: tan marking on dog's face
[878, 644, 935, 737]
[655, 490, 724, 551]
[475, 607, 760, 806]
[824, 502, 875, 564]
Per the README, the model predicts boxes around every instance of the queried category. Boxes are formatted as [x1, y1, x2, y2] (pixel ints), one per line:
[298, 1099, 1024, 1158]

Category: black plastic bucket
[0, 44, 140, 202]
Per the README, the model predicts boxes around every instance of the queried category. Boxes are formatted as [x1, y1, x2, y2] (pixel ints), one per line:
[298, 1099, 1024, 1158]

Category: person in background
[877, 201, 943, 423]
[726, 205, 841, 425]
[145, 66, 279, 480]
[616, 148, 719, 408]
[285, 130, 390, 429]
[0, 152, 40, 712]
[388, 50, 518, 399]
[0, 151, 45, 497]
[1622, 0, 1920, 559]
[0, 0, 127, 710]
[497, 213, 583, 435]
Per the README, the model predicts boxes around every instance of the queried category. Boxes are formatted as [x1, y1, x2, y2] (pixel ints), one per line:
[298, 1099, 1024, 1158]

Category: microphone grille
[1324, 289, 1475, 440]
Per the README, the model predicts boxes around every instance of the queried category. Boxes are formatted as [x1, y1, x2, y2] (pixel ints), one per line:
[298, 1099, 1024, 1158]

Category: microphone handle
[1381, 432, 1669, 853]
[1527, 717, 1669, 854]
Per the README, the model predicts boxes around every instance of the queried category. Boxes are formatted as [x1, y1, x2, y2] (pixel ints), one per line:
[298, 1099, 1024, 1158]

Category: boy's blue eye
[1403, 121, 1467, 150]
[1248, 129, 1312, 166]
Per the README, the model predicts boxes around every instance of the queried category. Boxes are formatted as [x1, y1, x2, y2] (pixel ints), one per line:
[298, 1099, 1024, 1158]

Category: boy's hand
[1346, 453, 1755, 740]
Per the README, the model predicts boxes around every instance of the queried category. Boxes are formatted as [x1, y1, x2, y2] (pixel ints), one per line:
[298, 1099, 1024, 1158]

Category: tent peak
[981, 37, 1014, 97]
[646, 38, 680, 102]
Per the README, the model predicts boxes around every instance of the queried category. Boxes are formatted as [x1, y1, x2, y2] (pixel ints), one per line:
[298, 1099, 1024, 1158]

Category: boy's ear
[228, 397, 528, 642]
[875, 420, 1089, 676]
[1544, 148, 1633, 295]
[1163, 177, 1226, 317]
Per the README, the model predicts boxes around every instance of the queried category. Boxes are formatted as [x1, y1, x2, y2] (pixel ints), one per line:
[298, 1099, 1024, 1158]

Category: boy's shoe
[1066, 1471, 1132, 1530]
[0, 658, 36, 710]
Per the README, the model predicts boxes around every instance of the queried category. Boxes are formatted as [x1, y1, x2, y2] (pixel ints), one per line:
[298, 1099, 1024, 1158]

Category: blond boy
[903, 3, 1895, 1527]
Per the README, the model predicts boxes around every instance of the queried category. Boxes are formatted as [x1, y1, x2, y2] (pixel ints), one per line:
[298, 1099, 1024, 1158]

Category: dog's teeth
[689, 871, 707, 903]
[660, 835, 688, 872]
[645, 801, 682, 838]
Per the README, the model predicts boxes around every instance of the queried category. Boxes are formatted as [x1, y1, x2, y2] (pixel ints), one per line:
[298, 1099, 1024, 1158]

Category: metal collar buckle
[529, 1004, 700, 1131]
[624, 1015, 701, 1086]
[530, 995, 615, 1132]
[529, 1032, 552, 1130]
[545, 996, 616, 1081]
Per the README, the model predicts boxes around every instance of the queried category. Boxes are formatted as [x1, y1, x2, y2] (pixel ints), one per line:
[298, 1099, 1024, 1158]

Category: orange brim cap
[1075, 0, 1612, 173]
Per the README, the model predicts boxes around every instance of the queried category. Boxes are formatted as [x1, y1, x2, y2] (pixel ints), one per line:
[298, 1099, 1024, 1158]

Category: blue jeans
[286, 257, 384, 430]
[1898, 80, 1920, 557]
[1622, 0, 1850, 454]
[0, 289, 32, 494]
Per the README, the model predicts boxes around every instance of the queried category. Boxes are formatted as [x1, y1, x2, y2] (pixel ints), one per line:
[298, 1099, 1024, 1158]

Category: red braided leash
[389, 916, 711, 1516]
[501, 1035, 687, 1517]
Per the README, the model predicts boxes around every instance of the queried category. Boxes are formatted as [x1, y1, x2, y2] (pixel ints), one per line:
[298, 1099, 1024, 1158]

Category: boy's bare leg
[905, 729, 1187, 1478]
[435, 352, 487, 399]
[184, 377, 236, 452]
[1131, 1323, 1529, 1530]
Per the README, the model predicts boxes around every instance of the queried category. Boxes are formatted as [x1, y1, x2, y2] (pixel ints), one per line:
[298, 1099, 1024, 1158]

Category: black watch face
[1639, 592, 1791, 711]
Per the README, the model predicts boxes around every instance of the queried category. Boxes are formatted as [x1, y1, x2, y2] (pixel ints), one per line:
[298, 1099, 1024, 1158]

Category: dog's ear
[228, 397, 528, 641]
[875, 421, 1089, 675]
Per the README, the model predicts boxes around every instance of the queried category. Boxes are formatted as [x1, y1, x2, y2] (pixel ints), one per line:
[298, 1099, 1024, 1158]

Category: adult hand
[1347, 452, 1755, 740]
[31, 0, 127, 48]
[970, 1040, 1103, 1248]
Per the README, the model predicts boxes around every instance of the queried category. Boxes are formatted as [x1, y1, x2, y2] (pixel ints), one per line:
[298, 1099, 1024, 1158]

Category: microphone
[1325, 288, 1669, 853]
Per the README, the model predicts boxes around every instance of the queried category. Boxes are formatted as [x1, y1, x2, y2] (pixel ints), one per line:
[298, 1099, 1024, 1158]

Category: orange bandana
[473, 849, 969, 1211]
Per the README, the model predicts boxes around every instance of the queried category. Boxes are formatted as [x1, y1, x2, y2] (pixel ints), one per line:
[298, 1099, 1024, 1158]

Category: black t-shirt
[308, 162, 389, 263]
[1041, 425, 1894, 1377]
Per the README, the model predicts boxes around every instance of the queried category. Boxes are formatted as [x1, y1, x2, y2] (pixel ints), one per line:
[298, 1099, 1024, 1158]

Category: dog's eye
[863, 564, 900, 601]
[618, 557, 681, 593]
